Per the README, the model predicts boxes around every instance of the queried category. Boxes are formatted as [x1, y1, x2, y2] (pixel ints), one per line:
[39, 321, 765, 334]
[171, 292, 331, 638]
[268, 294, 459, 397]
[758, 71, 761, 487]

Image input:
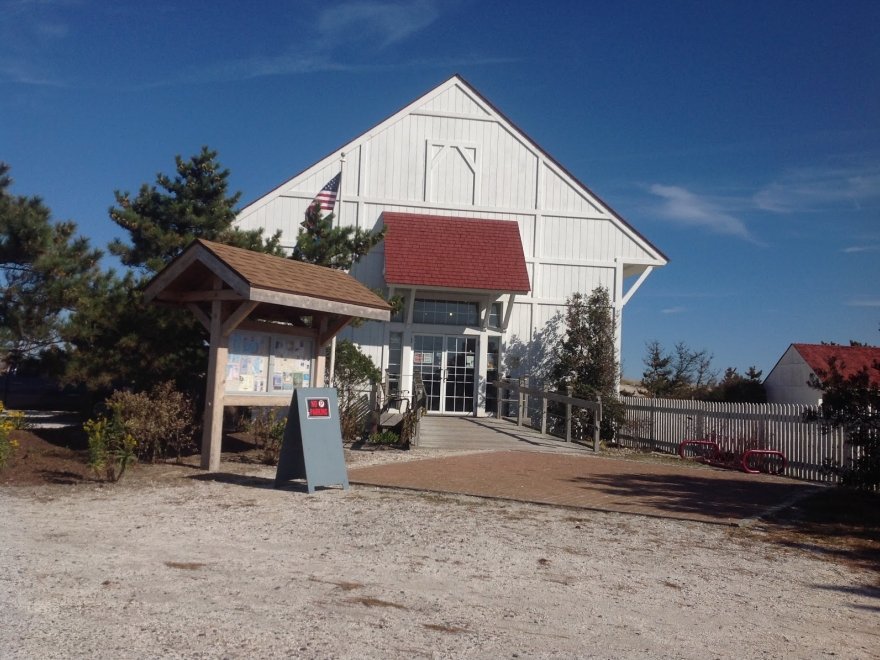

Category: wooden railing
[494, 378, 603, 452]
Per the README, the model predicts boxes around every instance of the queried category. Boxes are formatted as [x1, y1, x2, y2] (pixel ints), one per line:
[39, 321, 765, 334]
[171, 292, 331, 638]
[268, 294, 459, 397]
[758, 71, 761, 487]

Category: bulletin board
[225, 330, 313, 396]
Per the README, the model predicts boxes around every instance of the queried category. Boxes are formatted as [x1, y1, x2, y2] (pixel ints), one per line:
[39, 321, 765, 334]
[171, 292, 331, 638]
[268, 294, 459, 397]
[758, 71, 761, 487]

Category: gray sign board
[274, 387, 349, 493]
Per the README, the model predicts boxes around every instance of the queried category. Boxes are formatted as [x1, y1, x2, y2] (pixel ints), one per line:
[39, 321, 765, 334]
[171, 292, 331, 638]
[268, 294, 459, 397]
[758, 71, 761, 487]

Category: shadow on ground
[569, 470, 816, 522]
[188, 471, 343, 494]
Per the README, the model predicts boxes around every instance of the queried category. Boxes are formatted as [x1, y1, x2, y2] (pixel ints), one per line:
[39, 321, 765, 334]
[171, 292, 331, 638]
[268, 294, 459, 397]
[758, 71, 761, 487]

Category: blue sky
[1, 0, 878, 380]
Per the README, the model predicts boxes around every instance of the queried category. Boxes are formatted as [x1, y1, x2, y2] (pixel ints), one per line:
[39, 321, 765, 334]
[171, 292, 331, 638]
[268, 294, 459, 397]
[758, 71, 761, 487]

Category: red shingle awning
[383, 212, 531, 293]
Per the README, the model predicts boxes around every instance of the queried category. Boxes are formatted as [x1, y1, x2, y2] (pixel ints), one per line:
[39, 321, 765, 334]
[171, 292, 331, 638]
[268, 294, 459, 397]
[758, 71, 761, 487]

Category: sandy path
[1, 454, 876, 659]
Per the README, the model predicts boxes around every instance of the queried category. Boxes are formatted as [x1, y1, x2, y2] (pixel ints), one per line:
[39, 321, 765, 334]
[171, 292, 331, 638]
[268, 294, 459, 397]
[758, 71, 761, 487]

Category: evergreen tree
[804, 353, 880, 489]
[640, 340, 716, 399]
[0, 163, 102, 368]
[707, 366, 766, 403]
[291, 201, 384, 270]
[642, 340, 673, 397]
[109, 146, 282, 273]
[551, 287, 624, 440]
[65, 148, 281, 396]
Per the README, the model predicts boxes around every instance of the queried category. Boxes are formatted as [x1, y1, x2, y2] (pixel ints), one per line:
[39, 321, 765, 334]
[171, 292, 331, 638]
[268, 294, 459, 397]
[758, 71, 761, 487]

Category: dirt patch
[2, 461, 877, 658]
[752, 488, 880, 578]
[1, 428, 92, 486]
[2, 422, 878, 657]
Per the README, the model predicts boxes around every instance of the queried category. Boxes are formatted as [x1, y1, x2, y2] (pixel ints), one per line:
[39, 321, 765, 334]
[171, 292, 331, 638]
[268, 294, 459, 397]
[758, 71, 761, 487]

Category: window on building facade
[413, 299, 479, 326]
[488, 302, 502, 329]
[387, 331, 403, 396]
[390, 293, 406, 322]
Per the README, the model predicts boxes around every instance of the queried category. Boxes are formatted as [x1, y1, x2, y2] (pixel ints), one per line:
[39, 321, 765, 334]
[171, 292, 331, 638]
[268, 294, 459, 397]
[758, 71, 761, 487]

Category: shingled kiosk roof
[144, 238, 391, 323]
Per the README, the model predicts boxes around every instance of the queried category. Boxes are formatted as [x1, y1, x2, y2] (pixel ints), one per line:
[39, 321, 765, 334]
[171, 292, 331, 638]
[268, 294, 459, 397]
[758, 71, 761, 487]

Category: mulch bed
[2, 428, 93, 486]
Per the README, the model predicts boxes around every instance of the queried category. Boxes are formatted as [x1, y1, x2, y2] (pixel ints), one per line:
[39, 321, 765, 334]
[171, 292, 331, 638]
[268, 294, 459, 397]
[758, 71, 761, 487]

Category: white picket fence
[618, 396, 854, 483]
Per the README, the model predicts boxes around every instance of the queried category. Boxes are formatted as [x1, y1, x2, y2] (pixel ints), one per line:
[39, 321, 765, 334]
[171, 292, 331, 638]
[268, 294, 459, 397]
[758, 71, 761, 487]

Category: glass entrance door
[413, 335, 477, 414]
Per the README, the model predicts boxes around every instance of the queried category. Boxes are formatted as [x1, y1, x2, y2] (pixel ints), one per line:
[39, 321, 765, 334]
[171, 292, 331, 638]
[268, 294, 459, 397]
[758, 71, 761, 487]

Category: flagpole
[328, 152, 345, 388]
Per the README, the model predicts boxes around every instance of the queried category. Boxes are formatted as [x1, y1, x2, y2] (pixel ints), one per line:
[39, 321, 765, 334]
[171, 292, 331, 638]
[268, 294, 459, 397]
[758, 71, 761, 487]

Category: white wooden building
[764, 343, 880, 405]
[236, 75, 667, 416]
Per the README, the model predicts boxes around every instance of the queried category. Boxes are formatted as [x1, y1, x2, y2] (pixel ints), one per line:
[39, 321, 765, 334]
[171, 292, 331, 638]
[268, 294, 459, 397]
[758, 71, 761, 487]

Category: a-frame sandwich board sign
[274, 387, 349, 493]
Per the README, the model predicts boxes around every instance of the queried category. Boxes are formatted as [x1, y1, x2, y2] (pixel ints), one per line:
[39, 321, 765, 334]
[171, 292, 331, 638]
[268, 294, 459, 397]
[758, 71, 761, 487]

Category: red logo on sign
[306, 398, 330, 418]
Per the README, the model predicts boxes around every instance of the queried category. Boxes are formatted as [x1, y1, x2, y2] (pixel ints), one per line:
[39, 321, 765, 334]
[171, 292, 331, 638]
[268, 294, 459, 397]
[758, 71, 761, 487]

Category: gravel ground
[1, 449, 877, 659]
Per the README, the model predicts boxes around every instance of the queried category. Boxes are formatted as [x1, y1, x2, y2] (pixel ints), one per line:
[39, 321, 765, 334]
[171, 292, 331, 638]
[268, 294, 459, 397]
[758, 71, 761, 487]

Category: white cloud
[846, 297, 880, 308]
[661, 306, 686, 315]
[317, 0, 440, 49]
[754, 164, 880, 213]
[139, 1, 493, 88]
[0, 0, 76, 86]
[842, 245, 880, 254]
[648, 184, 756, 242]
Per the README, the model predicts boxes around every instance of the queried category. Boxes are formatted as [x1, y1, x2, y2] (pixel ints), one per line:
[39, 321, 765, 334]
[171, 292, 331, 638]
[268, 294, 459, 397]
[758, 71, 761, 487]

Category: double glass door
[412, 335, 477, 414]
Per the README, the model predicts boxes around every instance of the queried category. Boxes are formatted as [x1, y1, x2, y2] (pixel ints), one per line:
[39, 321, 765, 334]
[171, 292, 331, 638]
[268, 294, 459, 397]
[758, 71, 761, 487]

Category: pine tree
[291, 201, 384, 270]
[642, 340, 673, 397]
[0, 163, 102, 367]
[109, 146, 282, 273]
[805, 353, 880, 489]
[65, 148, 281, 395]
[640, 340, 716, 399]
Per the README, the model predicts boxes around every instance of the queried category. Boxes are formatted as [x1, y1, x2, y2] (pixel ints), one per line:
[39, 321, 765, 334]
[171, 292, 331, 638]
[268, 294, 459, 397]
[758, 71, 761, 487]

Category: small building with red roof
[236, 75, 667, 416]
[764, 343, 880, 405]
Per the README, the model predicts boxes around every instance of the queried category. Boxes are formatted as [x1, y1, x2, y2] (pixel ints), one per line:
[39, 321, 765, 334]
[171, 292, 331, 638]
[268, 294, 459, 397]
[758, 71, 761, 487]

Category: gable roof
[237, 74, 667, 266]
[792, 343, 880, 386]
[383, 212, 531, 293]
[144, 239, 391, 320]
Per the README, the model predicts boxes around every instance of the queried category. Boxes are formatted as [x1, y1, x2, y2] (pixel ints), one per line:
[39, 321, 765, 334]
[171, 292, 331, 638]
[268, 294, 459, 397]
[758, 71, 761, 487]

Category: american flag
[311, 172, 341, 212]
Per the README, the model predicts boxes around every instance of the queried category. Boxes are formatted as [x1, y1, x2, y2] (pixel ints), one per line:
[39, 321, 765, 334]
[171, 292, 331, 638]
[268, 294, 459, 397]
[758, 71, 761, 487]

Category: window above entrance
[413, 299, 479, 326]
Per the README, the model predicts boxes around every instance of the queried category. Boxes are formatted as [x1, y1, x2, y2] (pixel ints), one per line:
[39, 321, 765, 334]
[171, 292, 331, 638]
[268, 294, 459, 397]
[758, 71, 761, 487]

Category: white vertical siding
[764, 347, 821, 405]
[416, 85, 491, 117]
[535, 264, 614, 300]
[541, 164, 601, 215]
[235, 77, 666, 391]
[541, 216, 654, 262]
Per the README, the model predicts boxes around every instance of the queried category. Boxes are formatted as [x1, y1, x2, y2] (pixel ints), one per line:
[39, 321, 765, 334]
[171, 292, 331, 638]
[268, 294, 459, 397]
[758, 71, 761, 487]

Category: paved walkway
[416, 415, 595, 452]
[352, 417, 820, 525]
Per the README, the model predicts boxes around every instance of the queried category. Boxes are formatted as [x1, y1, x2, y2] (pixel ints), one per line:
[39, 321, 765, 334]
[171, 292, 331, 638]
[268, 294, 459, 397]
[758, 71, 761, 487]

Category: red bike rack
[678, 439, 720, 461]
[741, 449, 786, 475]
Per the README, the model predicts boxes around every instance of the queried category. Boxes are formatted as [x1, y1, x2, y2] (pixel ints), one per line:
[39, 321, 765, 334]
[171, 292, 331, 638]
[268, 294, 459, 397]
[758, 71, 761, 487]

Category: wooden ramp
[416, 415, 589, 454]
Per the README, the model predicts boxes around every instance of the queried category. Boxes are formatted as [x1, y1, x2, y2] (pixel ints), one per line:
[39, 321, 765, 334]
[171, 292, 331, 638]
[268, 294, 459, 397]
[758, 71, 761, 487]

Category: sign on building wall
[225, 330, 313, 395]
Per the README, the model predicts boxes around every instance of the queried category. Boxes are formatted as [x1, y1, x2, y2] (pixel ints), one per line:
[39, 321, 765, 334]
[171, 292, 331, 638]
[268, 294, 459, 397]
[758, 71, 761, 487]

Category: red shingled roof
[793, 343, 880, 386]
[383, 212, 531, 293]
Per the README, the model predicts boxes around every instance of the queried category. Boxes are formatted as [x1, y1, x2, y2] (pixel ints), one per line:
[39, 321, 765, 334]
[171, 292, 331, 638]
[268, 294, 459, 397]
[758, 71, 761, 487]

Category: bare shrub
[106, 381, 196, 462]
[245, 408, 287, 464]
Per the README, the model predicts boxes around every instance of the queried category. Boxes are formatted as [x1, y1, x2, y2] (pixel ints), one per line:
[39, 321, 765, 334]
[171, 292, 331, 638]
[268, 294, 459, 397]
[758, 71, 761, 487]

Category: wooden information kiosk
[144, 239, 390, 472]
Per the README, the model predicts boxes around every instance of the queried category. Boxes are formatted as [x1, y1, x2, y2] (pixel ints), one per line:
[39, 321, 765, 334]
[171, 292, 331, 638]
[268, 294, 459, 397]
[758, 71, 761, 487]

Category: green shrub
[84, 414, 137, 482]
[333, 340, 381, 442]
[368, 429, 399, 446]
[0, 402, 20, 470]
